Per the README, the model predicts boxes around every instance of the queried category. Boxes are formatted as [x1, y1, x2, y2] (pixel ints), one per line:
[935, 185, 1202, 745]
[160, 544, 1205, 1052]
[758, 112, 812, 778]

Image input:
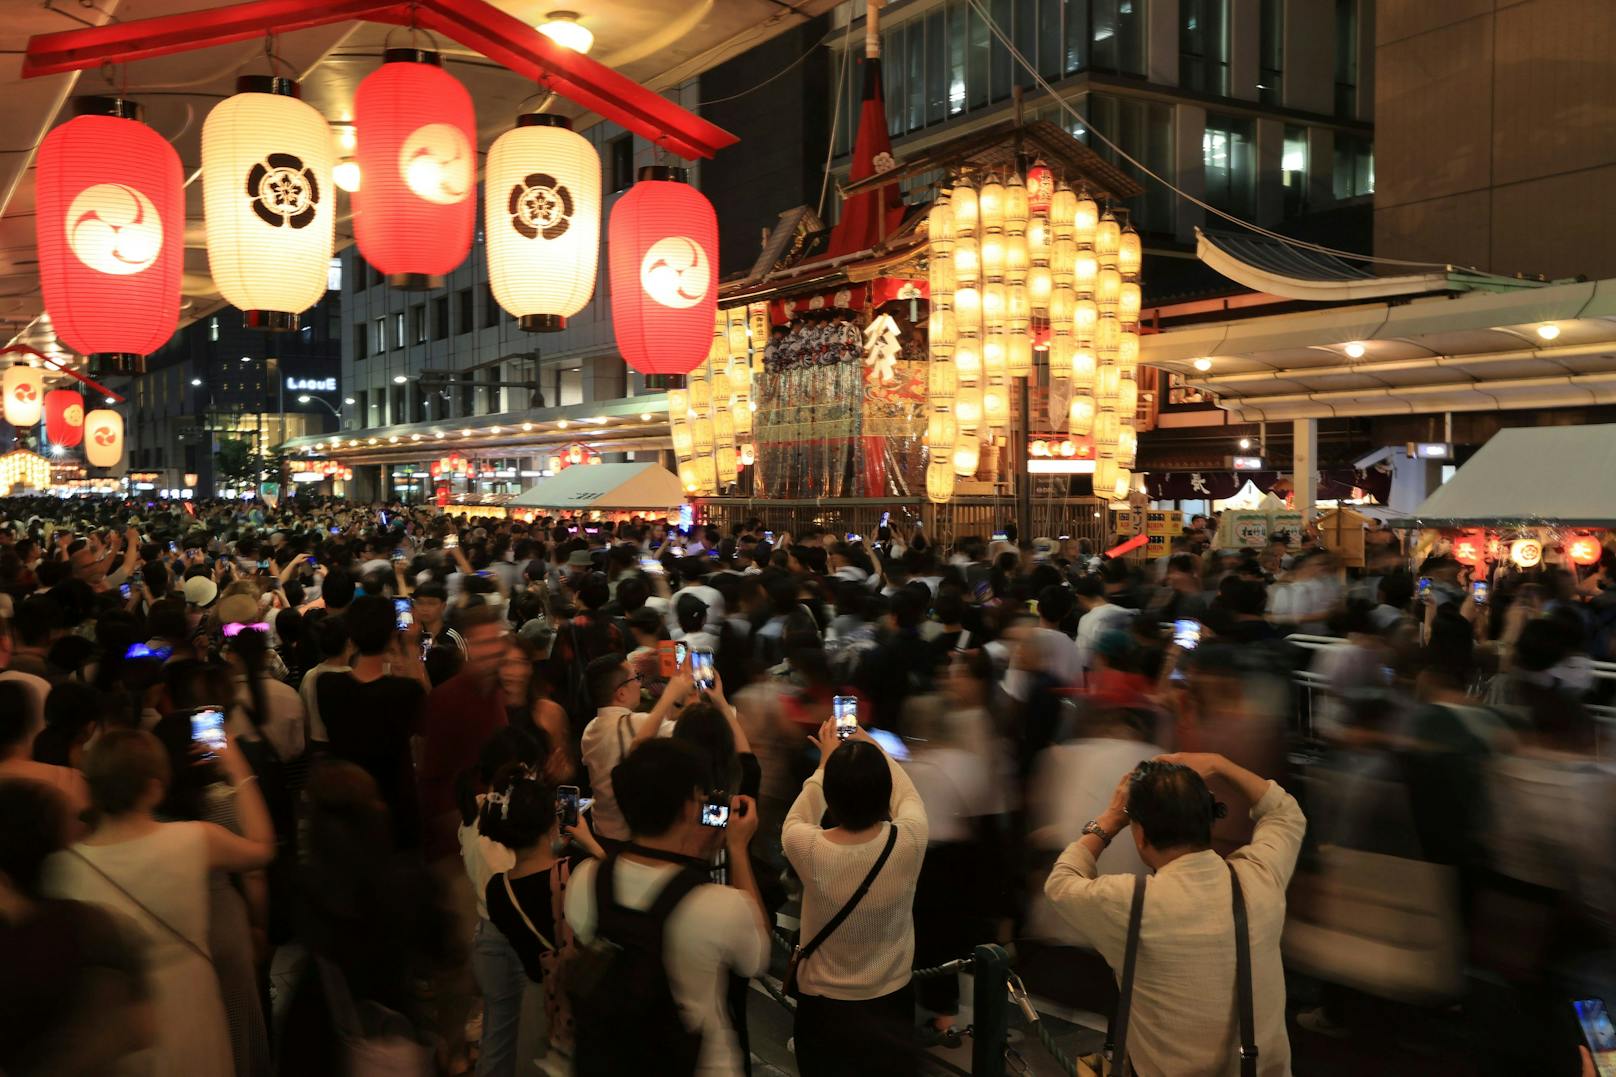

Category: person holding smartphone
[783, 719, 929, 1076]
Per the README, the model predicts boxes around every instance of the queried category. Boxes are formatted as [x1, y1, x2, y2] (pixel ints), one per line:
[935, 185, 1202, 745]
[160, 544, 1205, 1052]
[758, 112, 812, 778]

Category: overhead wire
[962, 0, 1472, 272]
[694, 24, 841, 107]
[817, 17, 855, 219]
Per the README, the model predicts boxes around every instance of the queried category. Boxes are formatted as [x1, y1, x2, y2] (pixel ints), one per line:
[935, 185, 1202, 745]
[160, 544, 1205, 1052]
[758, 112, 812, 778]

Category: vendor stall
[505, 461, 684, 522]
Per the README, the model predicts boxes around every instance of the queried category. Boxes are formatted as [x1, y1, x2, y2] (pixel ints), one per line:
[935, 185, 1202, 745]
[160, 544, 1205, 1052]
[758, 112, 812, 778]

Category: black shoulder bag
[1104, 864, 1258, 1077]
[783, 825, 899, 999]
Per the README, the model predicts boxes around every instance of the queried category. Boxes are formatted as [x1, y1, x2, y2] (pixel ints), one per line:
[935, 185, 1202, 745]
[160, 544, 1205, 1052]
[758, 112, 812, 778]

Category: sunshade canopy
[507, 461, 684, 511]
[1403, 424, 1616, 528]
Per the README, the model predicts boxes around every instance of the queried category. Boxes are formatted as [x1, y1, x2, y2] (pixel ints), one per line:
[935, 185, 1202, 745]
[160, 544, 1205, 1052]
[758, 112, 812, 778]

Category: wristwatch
[1081, 818, 1116, 846]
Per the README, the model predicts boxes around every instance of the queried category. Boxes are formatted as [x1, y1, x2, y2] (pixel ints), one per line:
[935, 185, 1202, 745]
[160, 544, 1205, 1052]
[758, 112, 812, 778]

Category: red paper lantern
[1566, 535, 1604, 566]
[44, 389, 85, 447]
[352, 51, 477, 288]
[609, 167, 718, 375]
[1452, 529, 1487, 568]
[1025, 160, 1054, 215]
[35, 100, 182, 369]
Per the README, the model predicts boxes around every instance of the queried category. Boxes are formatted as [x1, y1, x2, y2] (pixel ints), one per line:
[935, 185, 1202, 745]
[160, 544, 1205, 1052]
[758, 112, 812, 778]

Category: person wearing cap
[1074, 575, 1137, 682]
[666, 555, 723, 641]
[675, 593, 719, 655]
[183, 574, 218, 612]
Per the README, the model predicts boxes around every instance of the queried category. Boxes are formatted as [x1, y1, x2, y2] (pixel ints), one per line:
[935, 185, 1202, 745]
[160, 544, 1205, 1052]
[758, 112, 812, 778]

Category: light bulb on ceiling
[1344, 341, 1366, 358]
[1537, 323, 1561, 341]
[333, 159, 362, 193]
[537, 11, 593, 54]
[1192, 357, 1212, 372]
[1239, 438, 1252, 450]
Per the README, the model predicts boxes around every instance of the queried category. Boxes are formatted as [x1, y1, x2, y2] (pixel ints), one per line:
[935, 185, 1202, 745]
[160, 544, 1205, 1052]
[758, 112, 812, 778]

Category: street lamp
[297, 394, 345, 419]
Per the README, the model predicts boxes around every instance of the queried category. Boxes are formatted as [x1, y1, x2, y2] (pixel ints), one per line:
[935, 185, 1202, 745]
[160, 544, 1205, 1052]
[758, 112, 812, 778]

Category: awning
[1403, 424, 1616, 528]
[506, 462, 684, 511]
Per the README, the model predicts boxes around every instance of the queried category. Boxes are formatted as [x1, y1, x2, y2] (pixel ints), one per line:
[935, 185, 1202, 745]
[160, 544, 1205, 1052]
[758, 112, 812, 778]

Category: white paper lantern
[2, 366, 44, 427]
[486, 115, 601, 330]
[202, 78, 335, 328]
[926, 460, 955, 504]
[84, 408, 123, 467]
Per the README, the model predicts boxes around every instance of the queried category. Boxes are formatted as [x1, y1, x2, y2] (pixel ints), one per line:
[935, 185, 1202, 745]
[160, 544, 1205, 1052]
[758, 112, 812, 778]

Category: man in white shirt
[1074, 575, 1136, 678]
[566, 738, 769, 1076]
[667, 557, 724, 639]
[1046, 752, 1306, 1077]
[578, 655, 688, 843]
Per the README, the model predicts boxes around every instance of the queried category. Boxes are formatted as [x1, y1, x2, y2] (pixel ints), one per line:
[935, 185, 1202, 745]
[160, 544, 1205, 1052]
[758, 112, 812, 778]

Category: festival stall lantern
[35, 98, 183, 375]
[1452, 529, 1488, 568]
[44, 389, 85, 447]
[353, 51, 477, 288]
[2, 366, 43, 428]
[1566, 535, 1603, 567]
[609, 167, 718, 375]
[83, 409, 123, 468]
[202, 77, 335, 329]
[486, 114, 599, 329]
[1510, 538, 1543, 569]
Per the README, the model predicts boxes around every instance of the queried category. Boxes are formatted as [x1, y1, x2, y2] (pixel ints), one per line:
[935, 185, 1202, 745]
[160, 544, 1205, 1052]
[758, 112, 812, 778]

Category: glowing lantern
[35, 99, 182, 374]
[1510, 538, 1543, 569]
[1452, 532, 1486, 568]
[84, 408, 123, 467]
[952, 439, 980, 478]
[1566, 535, 1603, 566]
[2, 366, 43, 427]
[44, 389, 84, 446]
[1069, 393, 1095, 437]
[202, 77, 335, 329]
[0, 450, 50, 493]
[927, 460, 955, 504]
[609, 167, 719, 375]
[1025, 161, 1054, 214]
[486, 113, 600, 329]
[740, 444, 755, 467]
[353, 52, 477, 287]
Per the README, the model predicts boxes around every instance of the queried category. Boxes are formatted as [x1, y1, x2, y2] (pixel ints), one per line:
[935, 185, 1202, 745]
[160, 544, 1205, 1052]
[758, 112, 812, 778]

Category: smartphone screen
[444, 534, 459, 549]
[394, 597, 413, 630]
[1417, 576, 1433, 599]
[992, 530, 1008, 542]
[1173, 618, 1202, 650]
[658, 639, 678, 678]
[556, 785, 580, 828]
[700, 798, 730, 828]
[257, 560, 269, 570]
[1472, 579, 1490, 605]
[119, 582, 131, 598]
[674, 640, 689, 671]
[640, 556, 663, 575]
[690, 649, 714, 690]
[393, 547, 406, 561]
[190, 706, 227, 759]
[833, 695, 858, 739]
[763, 530, 774, 543]
[1575, 999, 1616, 1077]
[880, 511, 891, 527]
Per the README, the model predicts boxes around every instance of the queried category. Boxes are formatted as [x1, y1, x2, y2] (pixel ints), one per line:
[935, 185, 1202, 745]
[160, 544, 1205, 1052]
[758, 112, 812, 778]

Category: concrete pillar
[1255, 118, 1285, 226]
[1292, 417, 1317, 523]
[1174, 104, 1208, 245]
[1282, 0, 1333, 115]
[1146, 0, 1180, 87]
[1229, 0, 1260, 102]
[1307, 126, 1334, 211]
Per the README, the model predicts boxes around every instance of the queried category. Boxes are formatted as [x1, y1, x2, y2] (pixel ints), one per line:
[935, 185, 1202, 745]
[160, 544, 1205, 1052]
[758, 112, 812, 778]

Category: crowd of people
[0, 494, 1609, 1076]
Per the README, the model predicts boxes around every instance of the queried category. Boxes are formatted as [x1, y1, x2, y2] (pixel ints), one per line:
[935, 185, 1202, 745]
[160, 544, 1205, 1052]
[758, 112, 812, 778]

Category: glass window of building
[1335, 0, 1358, 118]
[1067, 93, 1174, 235]
[355, 389, 367, 428]
[1090, 0, 1145, 75]
[354, 321, 368, 360]
[1282, 125, 1308, 217]
[1259, 0, 1283, 107]
[1181, 0, 1230, 97]
[481, 285, 501, 329]
[1203, 112, 1256, 219]
[559, 365, 584, 407]
[609, 134, 634, 193]
[1332, 134, 1374, 199]
[209, 317, 219, 342]
[372, 317, 386, 355]
[410, 303, 427, 345]
[456, 288, 473, 335]
[432, 296, 449, 340]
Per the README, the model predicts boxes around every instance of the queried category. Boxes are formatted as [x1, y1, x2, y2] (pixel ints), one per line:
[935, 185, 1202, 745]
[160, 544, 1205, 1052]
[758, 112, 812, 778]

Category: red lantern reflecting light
[1025, 160, 1054, 215]
[45, 389, 85, 447]
[609, 167, 718, 375]
[1452, 529, 1487, 568]
[353, 51, 477, 288]
[1566, 535, 1604, 566]
[35, 99, 183, 370]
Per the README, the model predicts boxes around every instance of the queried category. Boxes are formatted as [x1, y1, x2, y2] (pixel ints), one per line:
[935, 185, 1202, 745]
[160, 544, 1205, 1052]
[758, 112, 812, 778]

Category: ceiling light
[392, 374, 407, 384]
[1537, 323, 1561, 341]
[435, 431, 445, 438]
[1239, 438, 1251, 450]
[1192, 357, 1212, 372]
[388, 435, 399, 443]
[104, 395, 115, 404]
[490, 426, 502, 434]
[191, 378, 204, 386]
[344, 397, 356, 405]
[333, 159, 362, 193]
[461, 428, 472, 437]
[639, 411, 653, 421]
[367, 437, 378, 445]
[557, 419, 569, 429]
[521, 422, 533, 432]
[537, 11, 593, 54]
[410, 433, 421, 441]
[297, 394, 311, 403]
[1344, 341, 1366, 359]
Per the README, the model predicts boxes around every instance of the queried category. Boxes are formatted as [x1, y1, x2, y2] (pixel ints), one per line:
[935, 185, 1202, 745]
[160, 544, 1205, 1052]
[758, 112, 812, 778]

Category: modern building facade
[1374, 0, 1616, 281]
[123, 292, 342, 495]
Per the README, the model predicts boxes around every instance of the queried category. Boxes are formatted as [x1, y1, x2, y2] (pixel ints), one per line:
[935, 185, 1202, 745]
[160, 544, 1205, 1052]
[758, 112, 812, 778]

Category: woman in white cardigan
[783, 719, 929, 1077]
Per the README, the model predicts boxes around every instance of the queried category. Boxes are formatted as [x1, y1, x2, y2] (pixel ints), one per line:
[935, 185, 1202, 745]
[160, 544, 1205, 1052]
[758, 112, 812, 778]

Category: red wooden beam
[23, 0, 738, 160]
[0, 345, 125, 404]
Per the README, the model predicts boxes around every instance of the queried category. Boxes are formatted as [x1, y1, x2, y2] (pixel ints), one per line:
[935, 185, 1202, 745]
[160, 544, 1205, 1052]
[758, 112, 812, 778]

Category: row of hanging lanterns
[669, 305, 760, 495]
[0, 364, 110, 458]
[30, 47, 724, 448]
[925, 164, 1142, 503]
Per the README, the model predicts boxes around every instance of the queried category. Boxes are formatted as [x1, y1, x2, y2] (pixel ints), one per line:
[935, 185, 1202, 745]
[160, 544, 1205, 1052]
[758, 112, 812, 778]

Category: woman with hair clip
[478, 764, 604, 1073]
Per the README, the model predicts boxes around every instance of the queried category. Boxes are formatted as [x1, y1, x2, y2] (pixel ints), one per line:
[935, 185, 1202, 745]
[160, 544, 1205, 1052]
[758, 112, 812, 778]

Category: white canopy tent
[507, 462, 685, 512]
[1405, 424, 1616, 528]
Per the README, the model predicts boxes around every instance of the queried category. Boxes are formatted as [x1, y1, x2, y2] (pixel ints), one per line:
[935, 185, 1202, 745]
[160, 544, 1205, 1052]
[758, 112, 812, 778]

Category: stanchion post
[972, 943, 1011, 1077]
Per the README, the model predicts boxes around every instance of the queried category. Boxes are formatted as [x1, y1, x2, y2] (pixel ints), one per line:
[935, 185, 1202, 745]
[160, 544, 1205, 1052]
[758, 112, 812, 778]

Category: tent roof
[1403, 424, 1616, 528]
[507, 462, 684, 511]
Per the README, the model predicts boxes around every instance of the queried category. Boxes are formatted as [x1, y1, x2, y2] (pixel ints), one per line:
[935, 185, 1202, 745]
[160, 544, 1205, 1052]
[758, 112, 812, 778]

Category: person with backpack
[783, 719, 930, 1076]
[564, 738, 769, 1076]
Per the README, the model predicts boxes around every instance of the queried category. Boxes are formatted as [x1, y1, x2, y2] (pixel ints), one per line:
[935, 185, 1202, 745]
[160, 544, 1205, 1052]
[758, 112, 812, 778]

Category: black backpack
[569, 852, 706, 1077]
